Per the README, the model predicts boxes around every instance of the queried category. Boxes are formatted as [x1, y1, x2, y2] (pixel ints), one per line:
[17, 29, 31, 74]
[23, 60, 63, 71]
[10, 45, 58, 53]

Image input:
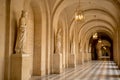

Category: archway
[30, 0, 48, 76]
[89, 32, 113, 60]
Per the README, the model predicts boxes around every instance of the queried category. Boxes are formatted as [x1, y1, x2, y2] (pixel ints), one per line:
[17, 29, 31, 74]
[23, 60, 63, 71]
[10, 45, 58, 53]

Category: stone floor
[31, 61, 120, 80]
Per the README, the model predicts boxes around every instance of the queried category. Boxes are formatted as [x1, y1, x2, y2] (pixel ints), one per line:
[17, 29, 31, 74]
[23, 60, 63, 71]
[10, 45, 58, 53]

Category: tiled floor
[31, 61, 120, 80]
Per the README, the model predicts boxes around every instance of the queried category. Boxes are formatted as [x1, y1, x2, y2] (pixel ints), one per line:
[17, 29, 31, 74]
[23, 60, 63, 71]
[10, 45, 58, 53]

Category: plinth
[10, 53, 31, 80]
[69, 54, 76, 67]
[53, 53, 63, 74]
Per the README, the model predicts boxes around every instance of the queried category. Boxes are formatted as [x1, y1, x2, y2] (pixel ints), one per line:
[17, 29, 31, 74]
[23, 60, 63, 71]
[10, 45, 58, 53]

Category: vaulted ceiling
[29, 0, 120, 51]
[48, 0, 120, 40]
[46, 1, 120, 52]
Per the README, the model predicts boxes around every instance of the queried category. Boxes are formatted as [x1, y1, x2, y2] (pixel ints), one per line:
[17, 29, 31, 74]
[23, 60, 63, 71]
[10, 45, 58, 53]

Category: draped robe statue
[55, 28, 62, 54]
[71, 35, 75, 54]
[15, 10, 27, 53]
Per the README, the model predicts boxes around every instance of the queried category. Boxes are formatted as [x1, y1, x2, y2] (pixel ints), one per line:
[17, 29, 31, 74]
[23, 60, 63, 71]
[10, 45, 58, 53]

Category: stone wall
[0, 0, 6, 80]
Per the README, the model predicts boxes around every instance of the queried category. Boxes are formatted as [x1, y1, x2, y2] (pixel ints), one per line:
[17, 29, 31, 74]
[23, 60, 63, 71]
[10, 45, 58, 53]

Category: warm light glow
[103, 46, 106, 50]
[75, 11, 84, 21]
[98, 39, 102, 43]
[93, 33, 98, 39]
[74, 0, 84, 21]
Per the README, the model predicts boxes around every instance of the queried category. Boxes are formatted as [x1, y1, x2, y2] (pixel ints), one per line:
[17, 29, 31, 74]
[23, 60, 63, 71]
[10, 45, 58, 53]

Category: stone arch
[79, 19, 115, 35]
[78, 20, 114, 46]
[78, 19, 113, 61]
[85, 26, 113, 54]
[82, 28, 112, 52]
[84, 28, 112, 47]
[70, 8, 118, 29]
[30, 0, 48, 76]
[81, 27, 113, 60]
[52, 0, 120, 35]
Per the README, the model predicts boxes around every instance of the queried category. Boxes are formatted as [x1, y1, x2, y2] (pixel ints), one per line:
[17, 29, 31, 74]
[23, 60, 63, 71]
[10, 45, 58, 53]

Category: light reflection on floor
[31, 61, 120, 80]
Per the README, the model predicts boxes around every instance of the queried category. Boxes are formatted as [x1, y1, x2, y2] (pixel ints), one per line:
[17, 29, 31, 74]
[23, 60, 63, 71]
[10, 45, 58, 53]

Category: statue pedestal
[69, 54, 76, 68]
[88, 53, 92, 61]
[78, 54, 83, 64]
[53, 53, 63, 74]
[84, 53, 88, 62]
[10, 53, 31, 80]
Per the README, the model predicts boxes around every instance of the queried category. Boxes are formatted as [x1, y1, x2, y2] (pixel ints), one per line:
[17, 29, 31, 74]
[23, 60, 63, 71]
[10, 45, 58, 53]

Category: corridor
[31, 61, 120, 80]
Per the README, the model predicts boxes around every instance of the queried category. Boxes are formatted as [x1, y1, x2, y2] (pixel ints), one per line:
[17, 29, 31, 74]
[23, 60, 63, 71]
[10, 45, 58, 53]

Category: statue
[55, 28, 62, 54]
[15, 10, 28, 53]
[71, 35, 75, 54]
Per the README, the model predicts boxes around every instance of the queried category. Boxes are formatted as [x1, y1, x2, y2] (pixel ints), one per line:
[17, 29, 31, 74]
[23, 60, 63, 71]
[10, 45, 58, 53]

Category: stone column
[53, 28, 63, 73]
[68, 35, 76, 67]
[86, 52, 89, 62]
[89, 53, 92, 61]
[10, 11, 31, 80]
[118, 29, 120, 68]
[84, 51, 87, 62]
[78, 49, 84, 64]
[69, 54, 76, 67]
[113, 31, 118, 63]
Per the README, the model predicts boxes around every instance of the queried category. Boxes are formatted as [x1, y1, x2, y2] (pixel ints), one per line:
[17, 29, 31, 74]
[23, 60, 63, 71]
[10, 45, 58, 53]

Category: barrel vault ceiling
[46, 0, 120, 40]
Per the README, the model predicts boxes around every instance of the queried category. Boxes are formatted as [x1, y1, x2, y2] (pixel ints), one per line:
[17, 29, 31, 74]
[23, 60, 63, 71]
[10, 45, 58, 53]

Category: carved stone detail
[15, 10, 28, 54]
[55, 28, 62, 54]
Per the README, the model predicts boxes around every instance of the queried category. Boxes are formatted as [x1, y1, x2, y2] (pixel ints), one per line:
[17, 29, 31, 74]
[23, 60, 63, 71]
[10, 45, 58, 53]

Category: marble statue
[15, 10, 27, 53]
[55, 28, 62, 54]
[71, 36, 75, 54]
